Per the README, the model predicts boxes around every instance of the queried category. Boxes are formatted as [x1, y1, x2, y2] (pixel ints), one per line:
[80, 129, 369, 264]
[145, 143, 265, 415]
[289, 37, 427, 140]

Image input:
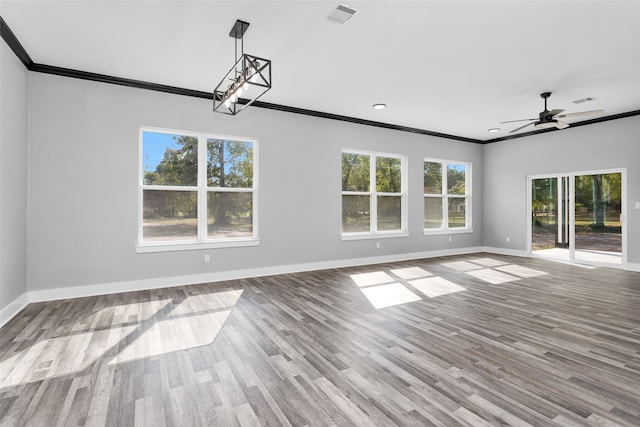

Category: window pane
[207, 192, 253, 238]
[142, 132, 197, 186]
[342, 195, 370, 232]
[342, 153, 370, 192]
[447, 163, 466, 195]
[143, 190, 197, 241]
[448, 197, 466, 228]
[207, 139, 253, 188]
[424, 197, 443, 228]
[424, 162, 442, 194]
[377, 196, 401, 231]
[376, 157, 401, 193]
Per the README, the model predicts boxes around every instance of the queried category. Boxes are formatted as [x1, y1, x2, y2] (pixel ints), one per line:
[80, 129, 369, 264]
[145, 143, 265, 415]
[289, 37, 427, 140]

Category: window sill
[341, 231, 409, 241]
[135, 238, 260, 253]
[423, 228, 473, 235]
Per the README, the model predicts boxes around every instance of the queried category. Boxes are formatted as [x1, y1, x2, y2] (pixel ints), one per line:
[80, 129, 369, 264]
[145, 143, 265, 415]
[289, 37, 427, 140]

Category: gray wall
[26, 72, 483, 292]
[6, 51, 637, 305]
[483, 116, 640, 265]
[0, 40, 29, 312]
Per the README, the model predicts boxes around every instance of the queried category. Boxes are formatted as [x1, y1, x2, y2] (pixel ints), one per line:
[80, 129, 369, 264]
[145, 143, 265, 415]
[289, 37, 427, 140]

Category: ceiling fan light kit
[502, 91, 604, 134]
[213, 20, 272, 115]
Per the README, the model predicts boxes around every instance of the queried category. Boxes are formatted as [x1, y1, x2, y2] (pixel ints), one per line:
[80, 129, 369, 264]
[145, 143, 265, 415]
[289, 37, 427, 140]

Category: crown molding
[485, 109, 640, 143]
[0, 15, 33, 68]
[3, 15, 639, 145]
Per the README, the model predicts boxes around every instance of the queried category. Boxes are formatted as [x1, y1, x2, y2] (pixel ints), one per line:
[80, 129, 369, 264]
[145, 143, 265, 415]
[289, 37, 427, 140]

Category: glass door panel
[531, 177, 570, 260]
[574, 173, 622, 264]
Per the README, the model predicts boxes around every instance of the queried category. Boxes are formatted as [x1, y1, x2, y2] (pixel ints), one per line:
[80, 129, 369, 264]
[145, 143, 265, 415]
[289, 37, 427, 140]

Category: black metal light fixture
[213, 20, 272, 115]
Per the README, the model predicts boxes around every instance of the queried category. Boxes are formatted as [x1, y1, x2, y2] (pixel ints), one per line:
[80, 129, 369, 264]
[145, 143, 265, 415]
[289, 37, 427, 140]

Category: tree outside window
[140, 129, 256, 246]
[342, 150, 406, 236]
[424, 159, 471, 231]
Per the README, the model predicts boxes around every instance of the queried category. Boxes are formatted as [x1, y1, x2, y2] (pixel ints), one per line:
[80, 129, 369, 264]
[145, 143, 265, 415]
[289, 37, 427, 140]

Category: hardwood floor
[1, 253, 639, 426]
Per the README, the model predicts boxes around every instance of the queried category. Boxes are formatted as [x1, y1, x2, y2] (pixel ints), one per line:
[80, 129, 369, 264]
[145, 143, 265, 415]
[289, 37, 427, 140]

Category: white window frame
[423, 158, 472, 235]
[342, 149, 408, 240]
[136, 126, 259, 253]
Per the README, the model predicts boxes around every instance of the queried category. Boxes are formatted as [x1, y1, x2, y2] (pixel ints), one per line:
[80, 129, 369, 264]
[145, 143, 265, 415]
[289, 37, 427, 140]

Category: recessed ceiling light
[488, 128, 500, 133]
[372, 104, 386, 110]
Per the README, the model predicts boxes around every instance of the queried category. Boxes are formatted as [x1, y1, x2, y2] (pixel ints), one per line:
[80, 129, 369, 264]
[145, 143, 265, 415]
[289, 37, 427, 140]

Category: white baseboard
[481, 246, 529, 257]
[0, 293, 29, 327]
[626, 262, 640, 272]
[27, 246, 484, 305]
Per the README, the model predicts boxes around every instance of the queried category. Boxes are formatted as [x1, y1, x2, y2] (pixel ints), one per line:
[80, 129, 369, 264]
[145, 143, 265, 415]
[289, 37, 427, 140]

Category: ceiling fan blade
[547, 109, 565, 118]
[555, 120, 569, 129]
[501, 118, 536, 124]
[555, 109, 604, 119]
[510, 122, 535, 133]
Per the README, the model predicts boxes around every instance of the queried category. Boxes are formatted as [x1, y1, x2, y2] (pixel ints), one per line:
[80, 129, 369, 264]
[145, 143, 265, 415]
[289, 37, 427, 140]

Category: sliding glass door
[530, 171, 623, 266]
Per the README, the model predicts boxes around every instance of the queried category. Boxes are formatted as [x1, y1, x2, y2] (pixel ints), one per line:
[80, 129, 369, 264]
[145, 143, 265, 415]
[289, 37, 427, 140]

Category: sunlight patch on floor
[440, 257, 550, 284]
[469, 258, 509, 267]
[441, 261, 483, 272]
[495, 264, 547, 278]
[465, 268, 520, 285]
[109, 309, 233, 365]
[350, 271, 395, 287]
[110, 289, 243, 365]
[389, 267, 433, 280]
[0, 290, 245, 387]
[352, 267, 465, 309]
[359, 283, 422, 309]
[407, 277, 466, 298]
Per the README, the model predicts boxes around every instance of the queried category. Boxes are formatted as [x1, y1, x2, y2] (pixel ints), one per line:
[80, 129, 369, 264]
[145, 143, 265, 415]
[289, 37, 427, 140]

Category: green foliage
[143, 136, 198, 221]
[144, 136, 198, 186]
[207, 140, 253, 188]
[207, 140, 254, 226]
[424, 162, 442, 194]
[144, 136, 254, 227]
[447, 164, 466, 195]
[376, 157, 401, 193]
[575, 173, 621, 227]
[342, 153, 370, 192]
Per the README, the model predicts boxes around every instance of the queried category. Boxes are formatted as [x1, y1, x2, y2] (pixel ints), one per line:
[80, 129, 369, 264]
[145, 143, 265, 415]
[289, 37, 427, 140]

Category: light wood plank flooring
[1, 253, 639, 426]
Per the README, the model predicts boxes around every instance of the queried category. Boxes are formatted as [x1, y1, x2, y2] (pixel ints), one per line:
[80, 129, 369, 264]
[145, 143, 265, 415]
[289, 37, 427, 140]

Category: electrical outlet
[204, 254, 210, 263]
[448, 236, 452, 242]
[376, 242, 380, 249]
[506, 236, 510, 243]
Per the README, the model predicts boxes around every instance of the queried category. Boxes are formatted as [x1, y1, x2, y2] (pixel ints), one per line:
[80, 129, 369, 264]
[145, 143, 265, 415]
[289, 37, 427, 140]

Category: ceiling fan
[502, 92, 604, 134]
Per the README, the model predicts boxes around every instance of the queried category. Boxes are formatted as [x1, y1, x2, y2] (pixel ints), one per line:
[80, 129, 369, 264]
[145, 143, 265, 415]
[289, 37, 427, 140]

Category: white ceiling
[2, 0, 640, 141]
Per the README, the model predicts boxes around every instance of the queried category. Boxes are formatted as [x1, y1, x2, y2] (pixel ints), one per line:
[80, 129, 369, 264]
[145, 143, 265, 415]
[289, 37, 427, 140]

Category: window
[342, 150, 407, 239]
[137, 128, 258, 252]
[424, 159, 471, 233]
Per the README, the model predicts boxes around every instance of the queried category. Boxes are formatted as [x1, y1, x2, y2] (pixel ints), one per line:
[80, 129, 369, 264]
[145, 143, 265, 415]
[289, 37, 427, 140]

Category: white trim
[481, 246, 529, 258]
[423, 227, 473, 235]
[341, 231, 409, 241]
[135, 238, 260, 253]
[0, 293, 29, 327]
[626, 262, 640, 272]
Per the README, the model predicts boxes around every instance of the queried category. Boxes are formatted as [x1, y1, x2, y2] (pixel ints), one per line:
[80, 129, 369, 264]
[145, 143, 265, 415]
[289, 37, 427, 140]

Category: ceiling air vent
[327, 4, 359, 24]
[573, 97, 596, 104]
